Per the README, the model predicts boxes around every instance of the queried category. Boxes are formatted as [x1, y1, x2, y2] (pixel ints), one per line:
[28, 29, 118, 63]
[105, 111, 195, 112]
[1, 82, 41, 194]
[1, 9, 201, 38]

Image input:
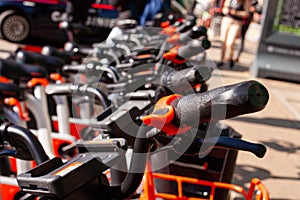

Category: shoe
[217, 62, 224, 68]
[229, 60, 234, 69]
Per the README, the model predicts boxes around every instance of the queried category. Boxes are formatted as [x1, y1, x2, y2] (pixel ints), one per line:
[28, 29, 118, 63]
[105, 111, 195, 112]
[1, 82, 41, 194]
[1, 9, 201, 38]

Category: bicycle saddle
[41, 46, 73, 63]
[15, 50, 64, 74]
[0, 59, 47, 81]
[0, 82, 21, 100]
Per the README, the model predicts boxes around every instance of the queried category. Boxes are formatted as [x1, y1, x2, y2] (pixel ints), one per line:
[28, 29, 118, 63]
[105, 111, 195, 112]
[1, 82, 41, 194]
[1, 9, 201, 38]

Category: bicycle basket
[139, 164, 269, 200]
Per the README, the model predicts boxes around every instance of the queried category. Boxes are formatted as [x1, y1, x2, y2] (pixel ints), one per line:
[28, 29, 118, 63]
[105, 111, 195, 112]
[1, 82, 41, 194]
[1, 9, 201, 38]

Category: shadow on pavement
[218, 63, 249, 72]
[216, 73, 249, 80]
[231, 117, 300, 130]
[233, 165, 271, 186]
[233, 164, 300, 186]
[260, 139, 300, 154]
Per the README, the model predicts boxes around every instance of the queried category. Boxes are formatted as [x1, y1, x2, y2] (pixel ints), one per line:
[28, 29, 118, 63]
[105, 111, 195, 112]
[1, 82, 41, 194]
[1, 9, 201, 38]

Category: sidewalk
[206, 37, 300, 199]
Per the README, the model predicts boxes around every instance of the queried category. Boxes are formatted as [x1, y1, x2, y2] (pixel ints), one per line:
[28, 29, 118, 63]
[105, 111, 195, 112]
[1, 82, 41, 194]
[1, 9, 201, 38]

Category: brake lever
[186, 136, 267, 158]
[150, 132, 266, 158]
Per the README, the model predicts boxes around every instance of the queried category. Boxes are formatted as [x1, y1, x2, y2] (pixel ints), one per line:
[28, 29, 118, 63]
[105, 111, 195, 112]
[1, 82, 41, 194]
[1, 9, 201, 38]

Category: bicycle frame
[0, 176, 19, 200]
[25, 85, 54, 156]
[0, 91, 76, 200]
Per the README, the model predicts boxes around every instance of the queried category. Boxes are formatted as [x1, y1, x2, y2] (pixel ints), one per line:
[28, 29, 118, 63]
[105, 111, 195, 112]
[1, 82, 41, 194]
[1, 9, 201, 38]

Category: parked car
[0, 0, 68, 43]
[0, 0, 119, 45]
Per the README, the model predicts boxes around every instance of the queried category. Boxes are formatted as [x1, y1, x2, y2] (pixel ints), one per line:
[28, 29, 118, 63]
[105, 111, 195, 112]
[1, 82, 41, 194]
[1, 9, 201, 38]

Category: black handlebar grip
[184, 66, 213, 83]
[177, 26, 207, 44]
[177, 39, 211, 59]
[161, 66, 213, 93]
[187, 26, 207, 39]
[171, 80, 269, 126]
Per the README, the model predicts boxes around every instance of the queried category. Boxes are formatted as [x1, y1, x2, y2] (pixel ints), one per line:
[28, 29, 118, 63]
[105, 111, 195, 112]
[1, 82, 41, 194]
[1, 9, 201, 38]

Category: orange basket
[139, 164, 269, 200]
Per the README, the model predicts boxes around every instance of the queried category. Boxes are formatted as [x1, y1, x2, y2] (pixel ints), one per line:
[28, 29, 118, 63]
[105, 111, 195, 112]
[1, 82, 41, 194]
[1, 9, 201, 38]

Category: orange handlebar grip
[142, 94, 191, 135]
[160, 21, 170, 28]
[27, 78, 49, 88]
[163, 46, 186, 65]
[50, 73, 65, 83]
[0, 76, 10, 83]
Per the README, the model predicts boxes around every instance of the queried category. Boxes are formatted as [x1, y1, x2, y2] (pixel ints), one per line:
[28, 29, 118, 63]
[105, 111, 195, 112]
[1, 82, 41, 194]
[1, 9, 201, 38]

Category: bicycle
[0, 80, 269, 199]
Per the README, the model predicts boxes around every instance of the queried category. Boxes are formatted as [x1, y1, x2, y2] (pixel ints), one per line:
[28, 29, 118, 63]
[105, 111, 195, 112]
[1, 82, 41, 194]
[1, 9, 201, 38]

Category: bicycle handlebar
[5, 81, 269, 199]
[45, 83, 74, 95]
[160, 134, 267, 158]
[45, 83, 109, 108]
[163, 39, 211, 63]
[110, 125, 154, 199]
[63, 62, 119, 82]
[0, 123, 49, 164]
[172, 80, 269, 126]
[63, 64, 86, 73]
[187, 26, 207, 39]
[176, 17, 196, 33]
[167, 26, 208, 45]
[177, 39, 211, 58]
[143, 81, 269, 134]
[160, 66, 213, 93]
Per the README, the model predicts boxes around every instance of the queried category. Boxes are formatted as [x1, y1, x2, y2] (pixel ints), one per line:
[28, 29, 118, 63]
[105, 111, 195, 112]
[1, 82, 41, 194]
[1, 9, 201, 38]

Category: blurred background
[0, 0, 299, 199]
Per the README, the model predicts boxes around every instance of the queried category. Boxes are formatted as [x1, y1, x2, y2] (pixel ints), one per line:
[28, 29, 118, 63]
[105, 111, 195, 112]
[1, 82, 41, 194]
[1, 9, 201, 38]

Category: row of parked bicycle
[0, 14, 269, 199]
